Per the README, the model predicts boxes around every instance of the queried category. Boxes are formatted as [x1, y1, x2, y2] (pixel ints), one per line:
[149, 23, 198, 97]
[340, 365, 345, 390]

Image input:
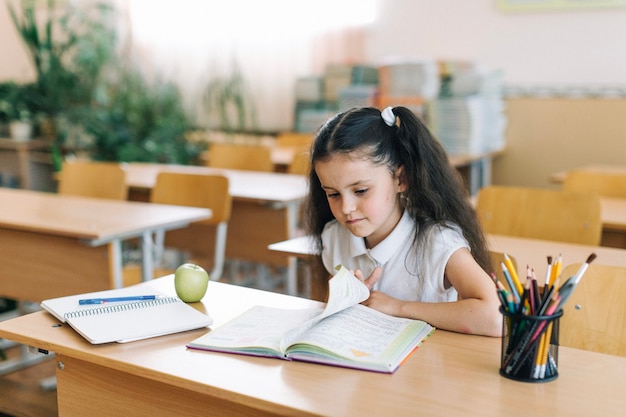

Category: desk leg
[16, 146, 31, 189]
[468, 156, 492, 196]
[285, 202, 300, 296]
[0, 342, 51, 375]
[110, 240, 123, 289]
[0, 306, 51, 376]
[141, 231, 154, 282]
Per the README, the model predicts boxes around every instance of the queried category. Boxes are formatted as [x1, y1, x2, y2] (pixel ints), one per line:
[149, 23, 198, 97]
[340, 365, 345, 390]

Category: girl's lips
[345, 218, 363, 225]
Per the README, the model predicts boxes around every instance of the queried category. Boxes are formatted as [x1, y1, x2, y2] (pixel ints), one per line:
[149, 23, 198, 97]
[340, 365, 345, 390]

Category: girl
[305, 106, 501, 337]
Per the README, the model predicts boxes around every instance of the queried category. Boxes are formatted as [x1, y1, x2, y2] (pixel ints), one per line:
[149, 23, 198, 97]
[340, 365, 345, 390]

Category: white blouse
[321, 211, 469, 302]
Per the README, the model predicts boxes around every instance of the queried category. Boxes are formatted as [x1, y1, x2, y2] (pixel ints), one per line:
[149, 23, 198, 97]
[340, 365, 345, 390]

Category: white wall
[368, 0, 626, 87]
[5, 0, 626, 87]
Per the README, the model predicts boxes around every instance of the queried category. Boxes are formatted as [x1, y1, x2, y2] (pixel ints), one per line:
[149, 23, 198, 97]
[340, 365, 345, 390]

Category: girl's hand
[352, 266, 382, 291]
[362, 290, 403, 316]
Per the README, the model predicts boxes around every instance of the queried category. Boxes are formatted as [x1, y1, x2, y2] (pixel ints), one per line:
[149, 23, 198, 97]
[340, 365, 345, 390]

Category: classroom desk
[121, 162, 308, 295]
[448, 149, 504, 196]
[269, 233, 626, 298]
[486, 233, 626, 271]
[0, 188, 211, 301]
[549, 165, 626, 248]
[270, 146, 301, 172]
[599, 197, 626, 248]
[549, 164, 626, 184]
[1, 275, 625, 417]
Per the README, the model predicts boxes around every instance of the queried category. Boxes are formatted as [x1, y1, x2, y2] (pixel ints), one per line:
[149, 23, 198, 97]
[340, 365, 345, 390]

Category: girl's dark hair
[304, 106, 492, 274]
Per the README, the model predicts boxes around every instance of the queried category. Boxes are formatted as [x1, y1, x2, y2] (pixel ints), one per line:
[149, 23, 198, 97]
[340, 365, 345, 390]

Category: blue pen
[78, 295, 157, 305]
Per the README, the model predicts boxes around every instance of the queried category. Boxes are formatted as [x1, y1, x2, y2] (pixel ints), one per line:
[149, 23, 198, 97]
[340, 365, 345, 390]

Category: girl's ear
[394, 165, 408, 193]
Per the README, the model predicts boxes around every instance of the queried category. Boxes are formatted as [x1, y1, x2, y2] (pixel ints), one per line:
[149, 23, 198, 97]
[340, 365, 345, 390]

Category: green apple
[174, 263, 209, 303]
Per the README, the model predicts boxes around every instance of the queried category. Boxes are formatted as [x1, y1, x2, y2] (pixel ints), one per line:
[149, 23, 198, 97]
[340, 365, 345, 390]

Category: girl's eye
[355, 188, 368, 195]
[326, 192, 340, 199]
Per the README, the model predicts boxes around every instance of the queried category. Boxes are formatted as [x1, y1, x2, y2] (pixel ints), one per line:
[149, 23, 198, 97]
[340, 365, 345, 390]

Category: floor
[0, 346, 57, 417]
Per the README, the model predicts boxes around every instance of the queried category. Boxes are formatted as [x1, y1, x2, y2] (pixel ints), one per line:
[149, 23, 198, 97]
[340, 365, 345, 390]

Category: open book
[187, 266, 434, 373]
[41, 285, 212, 344]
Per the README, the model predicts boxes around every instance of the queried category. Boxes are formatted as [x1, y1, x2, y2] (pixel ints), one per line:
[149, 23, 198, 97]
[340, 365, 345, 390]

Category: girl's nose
[342, 197, 356, 215]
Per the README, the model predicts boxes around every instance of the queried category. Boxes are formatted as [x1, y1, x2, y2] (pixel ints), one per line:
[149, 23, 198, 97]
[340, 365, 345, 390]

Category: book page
[279, 266, 369, 351]
[188, 305, 322, 356]
[189, 265, 370, 355]
[285, 304, 434, 371]
[322, 265, 371, 318]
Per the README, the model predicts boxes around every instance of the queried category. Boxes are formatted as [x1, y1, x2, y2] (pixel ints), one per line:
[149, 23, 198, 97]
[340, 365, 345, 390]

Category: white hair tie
[381, 106, 396, 127]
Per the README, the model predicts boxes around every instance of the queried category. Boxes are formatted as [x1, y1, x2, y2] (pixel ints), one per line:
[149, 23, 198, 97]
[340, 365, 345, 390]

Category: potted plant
[8, 0, 116, 149]
[2, 82, 41, 141]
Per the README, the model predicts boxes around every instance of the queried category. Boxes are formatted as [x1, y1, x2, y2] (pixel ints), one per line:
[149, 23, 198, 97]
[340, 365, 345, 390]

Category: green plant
[1, 82, 41, 123]
[7, 0, 116, 120]
[203, 64, 258, 133]
[79, 66, 205, 164]
[8, 0, 201, 165]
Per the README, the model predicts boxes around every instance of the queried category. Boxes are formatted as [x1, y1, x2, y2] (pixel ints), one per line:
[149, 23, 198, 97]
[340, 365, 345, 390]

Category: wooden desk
[269, 233, 626, 296]
[0, 188, 211, 301]
[486, 233, 626, 271]
[599, 197, 626, 248]
[122, 162, 308, 295]
[550, 164, 626, 184]
[1, 275, 625, 416]
[448, 149, 504, 196]
[270, 146, 301, 172]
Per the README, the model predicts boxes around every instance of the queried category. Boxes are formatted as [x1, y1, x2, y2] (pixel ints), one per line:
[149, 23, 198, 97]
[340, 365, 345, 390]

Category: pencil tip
[547, 255, 553, 264]
[586, 253, 597, 264]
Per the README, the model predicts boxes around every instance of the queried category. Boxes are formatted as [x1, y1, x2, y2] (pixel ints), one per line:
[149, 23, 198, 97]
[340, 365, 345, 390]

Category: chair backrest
[288, 148, 311, 175]
[206, 143, 273, 172]
[475, 185, 602, 245]
[489, 251, 518, 289]
[151, 172, 231, 225]
[58, 160, 128, 200]
[151, 172, 232, 281]
[563, 170, 626, 198]
[558, 263, 626, 357]
[275, 132, 313, 148]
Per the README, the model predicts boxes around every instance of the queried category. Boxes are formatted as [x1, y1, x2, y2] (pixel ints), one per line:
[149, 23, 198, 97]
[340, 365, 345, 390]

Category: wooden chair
[206, 143, 273, 172]
[563, 170, 626, 198]
[150, 172, 232, 281]
[475, 185, 602, 246]
[288, 148, 311, 175]
[275, 132, 313, 148]
[558, 263, 626, 357]
[58, 160, 128, 200]
[489, 251, 518, 288]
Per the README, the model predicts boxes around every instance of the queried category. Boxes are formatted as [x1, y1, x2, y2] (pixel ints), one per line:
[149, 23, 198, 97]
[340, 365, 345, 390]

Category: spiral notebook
[41, 286, 213, 344]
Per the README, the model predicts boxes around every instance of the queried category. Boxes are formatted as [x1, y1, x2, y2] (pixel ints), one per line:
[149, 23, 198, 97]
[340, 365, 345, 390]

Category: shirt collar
[348, 210, 414, 265]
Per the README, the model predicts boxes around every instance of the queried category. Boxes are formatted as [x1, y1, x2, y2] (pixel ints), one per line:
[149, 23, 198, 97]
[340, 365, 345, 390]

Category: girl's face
[315, 153, 406, 248]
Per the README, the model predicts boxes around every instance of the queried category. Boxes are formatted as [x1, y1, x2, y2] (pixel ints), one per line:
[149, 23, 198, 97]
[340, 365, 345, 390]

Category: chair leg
[209, 222, 228, 281]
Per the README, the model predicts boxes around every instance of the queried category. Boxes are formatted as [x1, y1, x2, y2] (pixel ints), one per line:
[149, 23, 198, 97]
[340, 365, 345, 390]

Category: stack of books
[323, 64, 378, 103]
[378, 60, 440, 98]
[376, 59, 440, 118]
[427, 65, 506, 155]
[294, 64, 378, 132]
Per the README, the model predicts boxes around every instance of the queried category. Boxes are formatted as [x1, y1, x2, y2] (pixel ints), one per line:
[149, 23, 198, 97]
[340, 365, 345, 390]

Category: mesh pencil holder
[499, 306, 562, 383]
